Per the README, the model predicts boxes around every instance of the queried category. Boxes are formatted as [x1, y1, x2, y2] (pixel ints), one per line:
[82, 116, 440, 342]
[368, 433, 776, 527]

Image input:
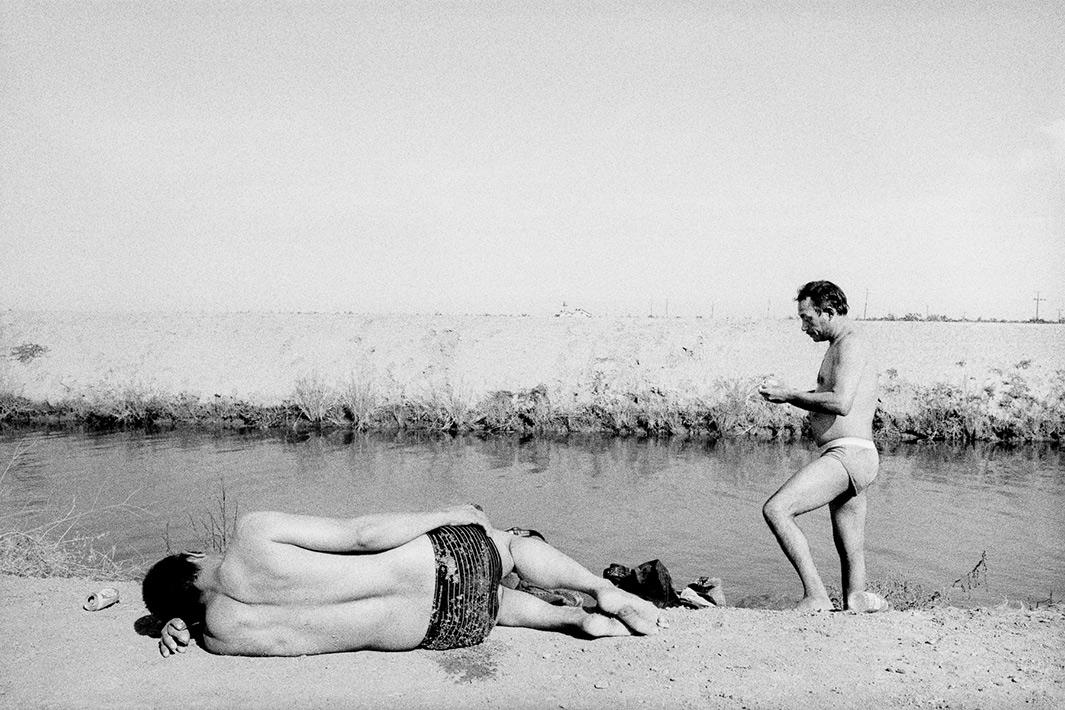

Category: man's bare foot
[846, 590, 890, 613]
[794, 595, 834, 612]
[580, 612, 634, 638]
[595, 586, 661, 635]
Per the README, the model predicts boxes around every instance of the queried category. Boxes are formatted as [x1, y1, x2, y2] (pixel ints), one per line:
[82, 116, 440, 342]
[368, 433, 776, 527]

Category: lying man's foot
[846, 590, 891, 613]
[579, 611, 636, 638]
[794, 595, 835, 612]
[594, 586, 661, 635]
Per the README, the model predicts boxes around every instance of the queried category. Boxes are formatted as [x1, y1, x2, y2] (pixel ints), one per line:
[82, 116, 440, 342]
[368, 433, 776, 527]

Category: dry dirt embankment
[2, 575, 1063, 709]
[3, 312, 1064, 440]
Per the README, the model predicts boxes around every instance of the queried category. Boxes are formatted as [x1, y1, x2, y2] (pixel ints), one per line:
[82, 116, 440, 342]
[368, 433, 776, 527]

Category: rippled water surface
[2, 430, 1062, 606]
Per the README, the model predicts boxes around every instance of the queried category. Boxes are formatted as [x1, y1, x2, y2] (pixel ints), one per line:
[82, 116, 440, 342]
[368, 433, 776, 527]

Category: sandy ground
[3, 311, 1064, 406]
[3, 575, 1063, 710]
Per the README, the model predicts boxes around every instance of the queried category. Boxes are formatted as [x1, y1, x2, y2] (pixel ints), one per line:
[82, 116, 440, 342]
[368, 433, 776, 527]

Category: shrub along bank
[2, 368, 1063, 443]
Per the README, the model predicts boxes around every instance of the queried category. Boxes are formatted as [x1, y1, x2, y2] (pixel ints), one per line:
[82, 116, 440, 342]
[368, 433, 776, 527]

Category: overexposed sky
[2, 1, 1063, 319]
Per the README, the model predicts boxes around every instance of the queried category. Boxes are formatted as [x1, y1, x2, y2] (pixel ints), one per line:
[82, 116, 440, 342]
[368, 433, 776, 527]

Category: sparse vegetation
[9, 343, 48, 363]
[0, 438, 145, 578]
[827, 551, 999, 611]
[875, 365, 1065, 443]
[1, 366, 1063, 442]
[162, 480, 239, 554]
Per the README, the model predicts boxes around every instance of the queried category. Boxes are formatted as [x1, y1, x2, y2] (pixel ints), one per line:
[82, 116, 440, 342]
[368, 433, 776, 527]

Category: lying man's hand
[159, 618, 192, 657]
[443, 503, 491, 531]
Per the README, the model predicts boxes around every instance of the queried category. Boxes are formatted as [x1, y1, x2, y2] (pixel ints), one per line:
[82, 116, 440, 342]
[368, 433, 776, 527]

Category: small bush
[291, 375, 339, 425]
[10, 343, 48, 364]
[337, 377, 380, 430]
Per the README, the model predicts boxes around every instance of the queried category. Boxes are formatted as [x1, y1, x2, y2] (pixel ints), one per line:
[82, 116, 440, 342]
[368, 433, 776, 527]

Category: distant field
[2, 311, 1063, 440]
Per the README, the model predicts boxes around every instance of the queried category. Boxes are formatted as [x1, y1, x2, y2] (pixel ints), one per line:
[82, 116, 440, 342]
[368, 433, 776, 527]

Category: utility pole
[1033, 291, 1045, 321]
[665, 299, 669, 318]
[863, 289, 869, 320]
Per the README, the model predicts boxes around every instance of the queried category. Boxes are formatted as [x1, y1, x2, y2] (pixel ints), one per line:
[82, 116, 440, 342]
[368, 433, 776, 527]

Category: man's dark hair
[796, 280, 849, 316]
[142, 553, 206, 622]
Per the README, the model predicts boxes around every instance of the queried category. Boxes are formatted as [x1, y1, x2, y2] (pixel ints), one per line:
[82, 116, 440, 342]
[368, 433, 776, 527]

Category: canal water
[2, 430, 1062, 607]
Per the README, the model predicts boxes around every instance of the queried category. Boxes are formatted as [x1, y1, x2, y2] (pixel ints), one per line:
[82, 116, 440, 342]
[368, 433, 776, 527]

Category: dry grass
[0, 438, 148, 579]
[825, 551, 1002, 612]
[160, 480, 240, 555]
[5, 366, 1063, 442]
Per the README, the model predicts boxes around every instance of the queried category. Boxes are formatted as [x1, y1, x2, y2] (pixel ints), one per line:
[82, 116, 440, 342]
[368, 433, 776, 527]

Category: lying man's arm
[237, 504, 490, 553]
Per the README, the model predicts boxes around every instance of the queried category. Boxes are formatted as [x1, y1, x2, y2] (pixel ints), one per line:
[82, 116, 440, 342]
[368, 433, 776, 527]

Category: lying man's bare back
[144, 505, 661, 657]
[758, 280, 888, 613]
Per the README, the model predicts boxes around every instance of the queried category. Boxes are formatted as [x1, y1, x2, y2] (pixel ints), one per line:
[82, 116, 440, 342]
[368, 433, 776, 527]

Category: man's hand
[758, 383, 792, 404]
[159, 618, 192, 658]
[442, 503, 491, 531]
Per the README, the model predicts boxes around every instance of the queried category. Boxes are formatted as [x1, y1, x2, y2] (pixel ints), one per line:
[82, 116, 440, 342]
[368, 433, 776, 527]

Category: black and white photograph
[2, 2, 1063, 707]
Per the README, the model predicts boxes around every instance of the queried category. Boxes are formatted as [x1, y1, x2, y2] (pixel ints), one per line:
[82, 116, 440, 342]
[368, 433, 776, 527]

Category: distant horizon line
[3, 307, 1062, 325]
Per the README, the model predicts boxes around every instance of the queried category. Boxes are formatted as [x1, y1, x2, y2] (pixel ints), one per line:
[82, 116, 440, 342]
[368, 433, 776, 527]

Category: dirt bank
[3, 575, 1062, 709]
[3, 312, 1064, 440]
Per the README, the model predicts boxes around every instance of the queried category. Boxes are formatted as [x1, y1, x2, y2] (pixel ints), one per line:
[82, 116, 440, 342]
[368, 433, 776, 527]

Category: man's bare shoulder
[231, 511, 288, 542]
[222, 512, 292, 563]
[836, 329, 869, 355]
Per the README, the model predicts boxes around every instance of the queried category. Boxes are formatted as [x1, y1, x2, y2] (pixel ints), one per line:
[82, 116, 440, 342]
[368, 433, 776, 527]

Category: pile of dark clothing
[603, 560, 725, 609]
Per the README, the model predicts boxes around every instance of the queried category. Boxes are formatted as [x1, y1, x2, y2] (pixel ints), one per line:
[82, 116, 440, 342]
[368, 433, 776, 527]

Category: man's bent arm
[782, 388, 854, 415]
[771, 340, 864, 416]
[239, 505, 489, 553]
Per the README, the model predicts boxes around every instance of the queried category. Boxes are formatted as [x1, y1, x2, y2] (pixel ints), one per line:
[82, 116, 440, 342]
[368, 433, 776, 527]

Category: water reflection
[1, 429, 1062, 605]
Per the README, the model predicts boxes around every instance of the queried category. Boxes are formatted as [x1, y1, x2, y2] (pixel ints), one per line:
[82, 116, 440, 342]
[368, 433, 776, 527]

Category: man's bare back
[146, 505, 662, 657]
[204, 523, 440, 654]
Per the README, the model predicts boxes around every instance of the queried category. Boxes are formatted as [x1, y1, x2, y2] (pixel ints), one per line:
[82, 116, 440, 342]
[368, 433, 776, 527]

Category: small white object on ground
[679, 587, 714, 608]
[83, 587, 120, 611]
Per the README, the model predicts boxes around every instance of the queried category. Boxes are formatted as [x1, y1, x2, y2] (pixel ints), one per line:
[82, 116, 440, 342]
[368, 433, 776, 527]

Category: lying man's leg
[497, 586, 638, 637]
[490, 530, 661, 635]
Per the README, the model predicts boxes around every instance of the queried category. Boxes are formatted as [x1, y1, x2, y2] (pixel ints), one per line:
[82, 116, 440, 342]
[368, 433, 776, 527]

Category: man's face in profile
[797, 298, 830, 342]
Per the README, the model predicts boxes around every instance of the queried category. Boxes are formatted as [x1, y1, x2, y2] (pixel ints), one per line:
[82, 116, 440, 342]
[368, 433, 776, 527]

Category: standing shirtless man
[146, 504, 661, 657]
[758, 280, 888, 613]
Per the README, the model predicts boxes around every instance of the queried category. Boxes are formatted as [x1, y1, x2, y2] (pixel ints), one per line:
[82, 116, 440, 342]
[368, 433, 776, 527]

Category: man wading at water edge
[758, 280, 889, 613]
[144, 504, 661, 657]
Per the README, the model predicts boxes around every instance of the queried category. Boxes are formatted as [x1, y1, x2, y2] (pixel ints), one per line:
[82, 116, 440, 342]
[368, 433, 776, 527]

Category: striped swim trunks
[418, 525, 503, 650]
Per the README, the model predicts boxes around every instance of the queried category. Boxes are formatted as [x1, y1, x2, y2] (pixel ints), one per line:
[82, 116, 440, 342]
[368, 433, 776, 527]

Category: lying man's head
[142, 551, 208, 623]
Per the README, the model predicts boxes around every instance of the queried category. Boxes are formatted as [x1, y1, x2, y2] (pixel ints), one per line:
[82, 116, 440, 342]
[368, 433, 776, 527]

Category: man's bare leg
[830, 488, 866, 604]
[491, 531, 660, 634]
[763, 457, 851, 611]
[497, 587, 634, 637]
[830, 491, 889, 612]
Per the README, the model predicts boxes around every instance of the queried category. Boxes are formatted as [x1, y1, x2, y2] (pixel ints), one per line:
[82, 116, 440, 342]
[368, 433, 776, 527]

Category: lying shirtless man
[758, 280, 889, 613]
[144, 504, 661, 657]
